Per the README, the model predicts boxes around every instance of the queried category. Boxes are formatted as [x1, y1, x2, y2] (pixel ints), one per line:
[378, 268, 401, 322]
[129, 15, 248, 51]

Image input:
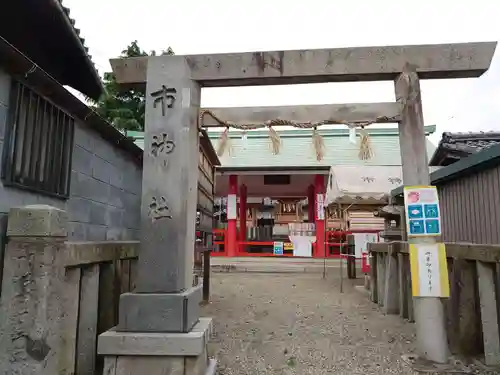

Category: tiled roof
[0, 0, 103, 99]
[441, 131, 500, 153]
[206, 126, 437, 168]
[429, 131, 500, 166]
[57, 1, 95, 65]
[56, 0, 102, 89]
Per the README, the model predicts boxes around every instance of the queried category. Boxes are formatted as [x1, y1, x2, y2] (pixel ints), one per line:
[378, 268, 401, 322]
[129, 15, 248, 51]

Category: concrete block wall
[69, 121, 142, 240]
[0, 68, 142, 240]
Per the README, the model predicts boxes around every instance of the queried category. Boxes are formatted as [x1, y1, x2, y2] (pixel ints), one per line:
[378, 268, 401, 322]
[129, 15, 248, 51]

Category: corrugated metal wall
[439, 164, 500, 244]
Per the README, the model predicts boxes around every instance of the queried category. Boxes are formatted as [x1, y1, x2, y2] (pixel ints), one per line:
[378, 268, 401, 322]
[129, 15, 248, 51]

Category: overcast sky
[64, 0, 500, 144]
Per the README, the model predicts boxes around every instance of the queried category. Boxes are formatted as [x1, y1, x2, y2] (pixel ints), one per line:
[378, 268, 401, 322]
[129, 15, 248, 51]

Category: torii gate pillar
[98, 57, 215, 375]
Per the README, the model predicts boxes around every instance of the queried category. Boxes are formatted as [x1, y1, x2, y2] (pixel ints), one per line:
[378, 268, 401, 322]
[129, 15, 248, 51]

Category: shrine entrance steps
[210, 256, 361, 274]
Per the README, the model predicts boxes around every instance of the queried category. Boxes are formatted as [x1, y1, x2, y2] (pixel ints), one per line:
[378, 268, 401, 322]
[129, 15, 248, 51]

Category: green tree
[92, 41, 174, 131]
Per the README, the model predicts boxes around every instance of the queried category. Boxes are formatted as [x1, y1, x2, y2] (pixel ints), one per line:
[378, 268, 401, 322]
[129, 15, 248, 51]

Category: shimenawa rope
[200, 109, 397, 161]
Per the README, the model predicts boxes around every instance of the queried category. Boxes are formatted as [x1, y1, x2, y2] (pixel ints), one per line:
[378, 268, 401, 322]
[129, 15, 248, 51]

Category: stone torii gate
[98, 42, 496, 374]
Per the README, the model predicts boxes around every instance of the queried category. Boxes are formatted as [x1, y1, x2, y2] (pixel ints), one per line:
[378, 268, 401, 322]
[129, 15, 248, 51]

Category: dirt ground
[201, 272, 419, 375]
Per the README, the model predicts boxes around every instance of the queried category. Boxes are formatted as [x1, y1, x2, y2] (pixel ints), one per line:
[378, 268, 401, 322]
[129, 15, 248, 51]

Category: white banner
[353, 232, 378, 259]
[227, 194, 237, 220]
[316, 193, 325, 220]
[409, 243, 449, 298]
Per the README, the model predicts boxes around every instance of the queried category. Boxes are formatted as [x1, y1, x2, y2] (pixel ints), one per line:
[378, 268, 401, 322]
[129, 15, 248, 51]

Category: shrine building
[127, 125, 437, 258]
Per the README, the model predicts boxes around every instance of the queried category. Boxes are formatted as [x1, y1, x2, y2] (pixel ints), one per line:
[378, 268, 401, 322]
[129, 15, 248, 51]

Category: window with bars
[1, 81, 74, 198]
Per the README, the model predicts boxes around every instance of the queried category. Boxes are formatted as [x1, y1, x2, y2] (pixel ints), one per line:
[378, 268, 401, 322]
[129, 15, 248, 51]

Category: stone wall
[0, 69, 142, 241]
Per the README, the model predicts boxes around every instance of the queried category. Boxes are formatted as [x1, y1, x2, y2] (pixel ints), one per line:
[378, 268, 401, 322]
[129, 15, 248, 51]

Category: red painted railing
[210, 228, 378, 272]
[211, 229, 228, 256]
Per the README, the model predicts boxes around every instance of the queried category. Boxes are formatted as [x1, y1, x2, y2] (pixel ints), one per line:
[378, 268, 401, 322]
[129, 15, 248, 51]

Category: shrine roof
[125, 125, 437, 169]
[0, 0, 103, 99]
[206, 125, 437, 168]
[429, 131, 500, 166]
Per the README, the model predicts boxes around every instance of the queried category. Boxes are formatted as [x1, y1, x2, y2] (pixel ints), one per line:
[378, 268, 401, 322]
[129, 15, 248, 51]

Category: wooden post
[377, 253, 386, 307]
[347, 234, 356, 279]
[369, 249, 378, 303]
[202, 249, 211, 304]
[395, 65, 449, 363]
[383, 243, 400, 314]
[307, 185, 315, 223]
[405, 254, 415, 322]
[398, 253, 409, 319]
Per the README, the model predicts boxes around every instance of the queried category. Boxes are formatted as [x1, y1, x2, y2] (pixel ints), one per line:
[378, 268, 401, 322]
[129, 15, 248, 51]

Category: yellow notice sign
[409, 243, 450, 298]
[284, 242, 294, 250]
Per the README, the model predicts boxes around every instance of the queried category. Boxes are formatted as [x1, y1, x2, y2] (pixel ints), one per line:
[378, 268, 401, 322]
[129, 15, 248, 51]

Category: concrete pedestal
[98, 318, 217, 375]
[117, 284, 202, 332]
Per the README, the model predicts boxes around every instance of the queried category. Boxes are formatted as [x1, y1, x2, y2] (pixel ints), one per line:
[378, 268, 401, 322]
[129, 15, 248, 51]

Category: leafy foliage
[92, 41, 174, 131]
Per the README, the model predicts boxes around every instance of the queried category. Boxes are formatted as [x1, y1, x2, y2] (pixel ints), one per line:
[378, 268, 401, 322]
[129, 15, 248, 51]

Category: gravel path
[201, 272, 418, 375]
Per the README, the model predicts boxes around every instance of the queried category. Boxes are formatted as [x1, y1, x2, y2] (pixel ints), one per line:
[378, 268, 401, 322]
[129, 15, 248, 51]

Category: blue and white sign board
[403, 186, 442, 237]
[273, 241, 284, 255]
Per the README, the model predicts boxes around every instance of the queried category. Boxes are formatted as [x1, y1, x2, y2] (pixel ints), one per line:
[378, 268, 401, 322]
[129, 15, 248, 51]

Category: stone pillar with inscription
[98, 56, 216, 375]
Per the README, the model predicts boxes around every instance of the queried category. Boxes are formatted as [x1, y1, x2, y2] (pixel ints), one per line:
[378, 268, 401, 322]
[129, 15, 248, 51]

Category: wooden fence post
[377, 253, 386, 307]
[397, 252, 409, 319]
[76, 263, 100, 374]
[202, 249, 211, 304]
[369, 248, 378, 303]
[383, 243, 400, 314]
[347, 234, 356, 279]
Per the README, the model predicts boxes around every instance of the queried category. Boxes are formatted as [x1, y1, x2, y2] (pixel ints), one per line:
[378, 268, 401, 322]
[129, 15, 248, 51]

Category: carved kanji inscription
[151, 85, 177, 116]
[151, 133, 175, 167]
[151, 133, 175, 157]
[148, 196, 172, 222]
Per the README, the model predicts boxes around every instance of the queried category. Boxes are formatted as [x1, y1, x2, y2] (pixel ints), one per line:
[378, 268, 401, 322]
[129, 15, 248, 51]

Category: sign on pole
[403, 186, 441, 237]
[409, 243, 450, 298]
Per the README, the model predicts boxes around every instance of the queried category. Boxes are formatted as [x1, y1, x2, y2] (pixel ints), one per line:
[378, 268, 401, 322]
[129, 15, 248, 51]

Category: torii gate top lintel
[110, 41, 497, 88]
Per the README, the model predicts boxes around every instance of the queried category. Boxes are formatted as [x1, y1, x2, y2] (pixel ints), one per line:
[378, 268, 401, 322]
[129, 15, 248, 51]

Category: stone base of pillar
[117, 284, 202, 332]
[98, 318, 217, 375]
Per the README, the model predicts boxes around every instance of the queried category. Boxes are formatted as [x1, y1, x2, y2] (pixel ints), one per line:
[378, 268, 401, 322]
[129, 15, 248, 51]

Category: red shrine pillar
[227, 175, 238, 257]
[314, 174, 326, 258]
[239, 184, 247, 253]
[307, 184, 315, 223]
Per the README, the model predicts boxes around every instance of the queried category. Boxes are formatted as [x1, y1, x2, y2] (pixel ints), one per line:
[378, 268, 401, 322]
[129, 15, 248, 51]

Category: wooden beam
[200, 102, 400, 127]
[110, 42, 497, 88]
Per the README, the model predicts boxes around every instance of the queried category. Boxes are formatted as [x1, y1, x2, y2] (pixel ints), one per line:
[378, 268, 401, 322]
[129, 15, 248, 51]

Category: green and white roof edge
[125, 125, 437, 168]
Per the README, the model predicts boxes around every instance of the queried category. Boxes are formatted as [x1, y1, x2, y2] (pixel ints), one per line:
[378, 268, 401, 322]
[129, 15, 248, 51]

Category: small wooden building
[197, 129, 221, 247]
[392, 144, 500, 244]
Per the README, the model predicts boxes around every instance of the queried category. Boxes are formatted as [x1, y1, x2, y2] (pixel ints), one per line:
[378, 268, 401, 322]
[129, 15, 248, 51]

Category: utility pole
[395, 65, 449, 363]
